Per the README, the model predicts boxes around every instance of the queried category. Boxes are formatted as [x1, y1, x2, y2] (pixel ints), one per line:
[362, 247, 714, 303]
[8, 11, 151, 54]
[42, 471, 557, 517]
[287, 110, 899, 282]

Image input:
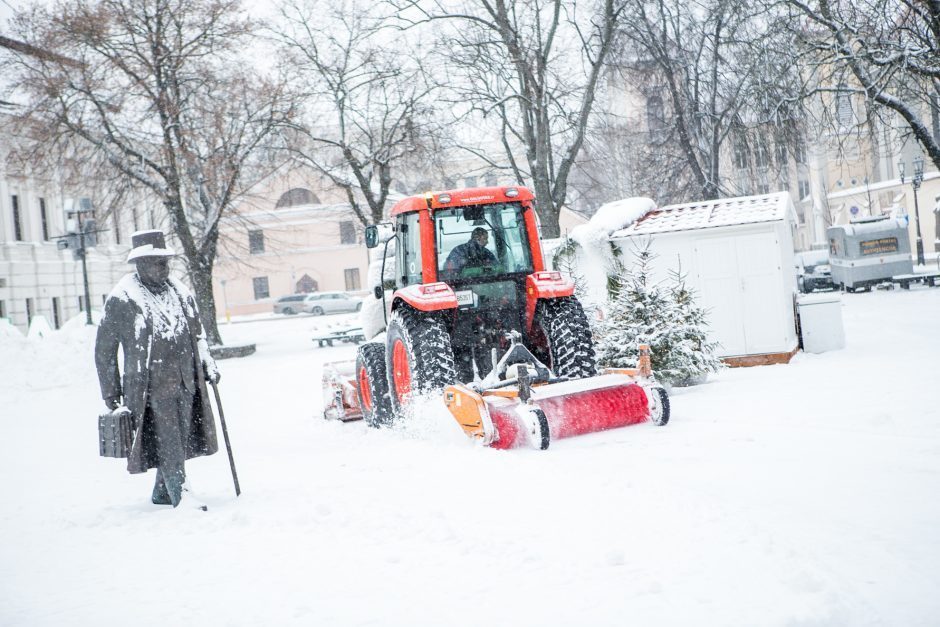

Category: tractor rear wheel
[386, 307, 457, 411]
[535, 297, 597, 379]
[355, 342, 394, 427]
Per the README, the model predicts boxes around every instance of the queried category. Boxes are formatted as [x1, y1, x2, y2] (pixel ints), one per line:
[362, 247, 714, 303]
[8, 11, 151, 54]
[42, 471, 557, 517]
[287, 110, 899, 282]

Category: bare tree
[3, 0, 293, 344]
[611, 0, 803, 203]
[394, 0, 627, 238]
[272, 0, 441, 226]
[782, 0, 940, 171]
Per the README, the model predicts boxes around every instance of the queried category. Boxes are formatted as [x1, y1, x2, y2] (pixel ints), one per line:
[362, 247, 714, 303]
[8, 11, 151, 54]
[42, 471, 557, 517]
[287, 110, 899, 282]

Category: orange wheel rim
[358, 366, 372, 410]
[392, 339, 412, 403]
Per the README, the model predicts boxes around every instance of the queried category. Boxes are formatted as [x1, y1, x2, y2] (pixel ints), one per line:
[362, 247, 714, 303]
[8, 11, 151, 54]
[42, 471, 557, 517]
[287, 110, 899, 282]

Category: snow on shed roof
[611, 191, 791, 237]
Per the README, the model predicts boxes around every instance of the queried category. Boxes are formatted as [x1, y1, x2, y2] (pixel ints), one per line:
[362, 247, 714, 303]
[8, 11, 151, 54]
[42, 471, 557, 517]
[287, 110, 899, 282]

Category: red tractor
[322, 186, 668, 449]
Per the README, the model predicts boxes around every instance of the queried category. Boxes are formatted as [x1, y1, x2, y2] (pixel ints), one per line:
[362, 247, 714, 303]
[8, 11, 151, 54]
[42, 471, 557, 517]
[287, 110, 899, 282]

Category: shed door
[737, 232, 785, 354]
[695, 231, 784, 356]
[695, 237, 746, 355]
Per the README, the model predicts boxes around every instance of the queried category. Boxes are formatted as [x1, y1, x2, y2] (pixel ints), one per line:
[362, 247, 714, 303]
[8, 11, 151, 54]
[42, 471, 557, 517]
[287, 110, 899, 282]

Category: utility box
[797, 293, 845, 353]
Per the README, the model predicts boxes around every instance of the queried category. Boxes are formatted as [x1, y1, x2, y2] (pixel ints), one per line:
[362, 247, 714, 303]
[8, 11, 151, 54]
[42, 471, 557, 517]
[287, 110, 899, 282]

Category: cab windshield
[436, 202, 533, 280]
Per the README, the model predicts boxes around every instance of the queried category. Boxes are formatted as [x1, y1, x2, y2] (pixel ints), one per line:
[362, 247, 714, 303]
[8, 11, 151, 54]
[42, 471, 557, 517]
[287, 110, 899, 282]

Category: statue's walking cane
[210, 381, 241, 496]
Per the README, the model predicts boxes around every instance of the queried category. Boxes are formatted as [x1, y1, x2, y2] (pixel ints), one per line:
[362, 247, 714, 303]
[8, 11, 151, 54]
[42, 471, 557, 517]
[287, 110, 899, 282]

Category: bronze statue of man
[95, 230, 220, 508]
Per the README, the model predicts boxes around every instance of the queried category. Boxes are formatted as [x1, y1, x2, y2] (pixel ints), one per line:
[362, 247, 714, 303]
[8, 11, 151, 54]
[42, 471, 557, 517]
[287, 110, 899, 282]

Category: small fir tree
[594, 242, 722, 385]
[664, 268, 723, 384]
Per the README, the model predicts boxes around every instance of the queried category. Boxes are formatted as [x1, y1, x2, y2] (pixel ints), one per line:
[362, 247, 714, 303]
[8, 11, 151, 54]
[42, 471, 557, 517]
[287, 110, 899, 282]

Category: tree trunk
[188, 261, 222, 346]
[538, 200, 561, 239]
[529, 167, 559, 238]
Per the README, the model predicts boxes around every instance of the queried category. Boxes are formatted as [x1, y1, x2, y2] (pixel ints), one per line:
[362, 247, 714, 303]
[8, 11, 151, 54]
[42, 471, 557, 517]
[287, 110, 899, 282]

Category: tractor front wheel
[647, 385, 670, 426]
[535, 297, 597, 379]
[386, 307, 457, 412]
[355, 342, 394, 427]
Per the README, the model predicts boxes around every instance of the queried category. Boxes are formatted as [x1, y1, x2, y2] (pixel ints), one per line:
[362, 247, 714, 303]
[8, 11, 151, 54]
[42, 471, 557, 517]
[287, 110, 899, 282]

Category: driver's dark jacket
[444, 239, 497, 275]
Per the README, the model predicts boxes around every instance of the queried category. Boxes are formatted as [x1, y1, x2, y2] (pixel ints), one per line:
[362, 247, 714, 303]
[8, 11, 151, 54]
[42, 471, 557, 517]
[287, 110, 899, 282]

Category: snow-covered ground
[1, 288, 939, 626]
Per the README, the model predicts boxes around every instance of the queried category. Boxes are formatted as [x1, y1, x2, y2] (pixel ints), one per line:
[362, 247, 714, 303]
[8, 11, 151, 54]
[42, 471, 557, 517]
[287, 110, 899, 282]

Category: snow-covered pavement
[1, 288, 939, 626]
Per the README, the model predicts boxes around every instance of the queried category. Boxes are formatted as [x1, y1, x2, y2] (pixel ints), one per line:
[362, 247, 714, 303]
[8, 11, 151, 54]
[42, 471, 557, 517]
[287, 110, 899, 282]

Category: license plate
[455, 290, 475, 307]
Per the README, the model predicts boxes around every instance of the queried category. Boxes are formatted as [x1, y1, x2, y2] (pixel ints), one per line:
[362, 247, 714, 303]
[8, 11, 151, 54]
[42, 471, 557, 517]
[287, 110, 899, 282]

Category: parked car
[795, 249, 834, 293]
[303, 291, 363, 315]
[273, 294, 308, 315]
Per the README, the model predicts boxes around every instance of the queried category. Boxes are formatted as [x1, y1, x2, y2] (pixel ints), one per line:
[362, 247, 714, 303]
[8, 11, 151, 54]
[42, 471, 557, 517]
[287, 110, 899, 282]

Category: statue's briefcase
[99, 408, 134, 458]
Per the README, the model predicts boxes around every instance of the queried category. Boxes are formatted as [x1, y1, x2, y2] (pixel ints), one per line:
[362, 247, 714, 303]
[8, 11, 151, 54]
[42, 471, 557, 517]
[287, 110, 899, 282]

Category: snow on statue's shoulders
[108, 273, 140, 302]
[570, 197, 656, 246]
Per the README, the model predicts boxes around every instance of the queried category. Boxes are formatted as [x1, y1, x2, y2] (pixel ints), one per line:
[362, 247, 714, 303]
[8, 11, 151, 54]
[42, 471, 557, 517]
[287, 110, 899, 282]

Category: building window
[464, 176, 477, 188]
[40, 198, 49, 241]
[836, 86, 854, 129]
[798, 179, 811, 201]
[733, 141, 748, 170]
[12, 195, 23, 241]
[25, 298, 34, 322]
[794, 139, 807, 164]
[51, 297, 61, 329]
[646, 94, 666, 138]
[339, 221, 356, 245]
[248, 229, 265, 254]
[775, 141, 788, 167]
[443, 177, 456, 189]
[756, 182, 770, 195]
[275, 188, 320, 208]
[485, 174, 498, 187]
[344, 268, 361, 291]
[754, 141, 770, 169]
[252, 276, 270, 300]
[932, 93, 940, 144]
[0, 300, 5, 319]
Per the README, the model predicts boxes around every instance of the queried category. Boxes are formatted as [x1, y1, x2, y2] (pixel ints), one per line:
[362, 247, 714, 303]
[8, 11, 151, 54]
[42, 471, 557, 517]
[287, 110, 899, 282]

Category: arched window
[646, 94, 665, 136]
[296, 274, 319, 293]
[276, 188, 320, 208]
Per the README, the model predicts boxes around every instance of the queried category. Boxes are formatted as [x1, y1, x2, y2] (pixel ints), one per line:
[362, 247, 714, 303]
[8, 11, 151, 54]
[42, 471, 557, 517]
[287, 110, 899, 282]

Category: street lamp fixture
[898, 156, 926, 266]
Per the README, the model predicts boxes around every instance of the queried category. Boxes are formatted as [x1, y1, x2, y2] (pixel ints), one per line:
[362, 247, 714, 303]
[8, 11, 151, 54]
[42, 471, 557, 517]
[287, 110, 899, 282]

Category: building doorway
[296, 274, 319, 293]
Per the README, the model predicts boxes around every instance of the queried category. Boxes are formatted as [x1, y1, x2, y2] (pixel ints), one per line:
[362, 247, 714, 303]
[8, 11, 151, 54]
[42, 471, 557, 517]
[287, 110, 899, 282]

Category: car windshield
[436, 202, 533, 280]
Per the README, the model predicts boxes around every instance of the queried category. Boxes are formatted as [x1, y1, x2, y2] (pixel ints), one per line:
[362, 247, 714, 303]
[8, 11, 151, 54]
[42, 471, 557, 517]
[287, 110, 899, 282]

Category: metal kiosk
[827, 217, 913, 291]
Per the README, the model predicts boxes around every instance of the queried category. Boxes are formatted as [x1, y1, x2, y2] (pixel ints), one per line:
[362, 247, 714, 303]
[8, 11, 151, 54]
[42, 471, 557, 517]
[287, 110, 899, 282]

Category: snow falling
[1, 287, 939, 626]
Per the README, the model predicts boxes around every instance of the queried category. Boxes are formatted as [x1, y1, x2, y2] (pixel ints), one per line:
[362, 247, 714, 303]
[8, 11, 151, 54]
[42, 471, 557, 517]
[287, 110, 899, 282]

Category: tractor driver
[444, 227, 498, 276]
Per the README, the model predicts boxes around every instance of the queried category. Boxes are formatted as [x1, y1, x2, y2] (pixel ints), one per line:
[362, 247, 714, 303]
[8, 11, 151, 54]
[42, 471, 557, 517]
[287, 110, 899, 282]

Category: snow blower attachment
[443, 338, 668, 450]
[323, 185, 670, 448]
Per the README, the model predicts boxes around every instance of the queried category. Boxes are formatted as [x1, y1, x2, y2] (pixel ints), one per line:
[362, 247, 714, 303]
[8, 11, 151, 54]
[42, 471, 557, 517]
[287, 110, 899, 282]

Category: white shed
[609, 192, 800, 365]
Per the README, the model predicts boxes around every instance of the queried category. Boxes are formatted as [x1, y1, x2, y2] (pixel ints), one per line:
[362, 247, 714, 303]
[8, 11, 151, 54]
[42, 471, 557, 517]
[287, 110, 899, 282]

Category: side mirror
[365, 225, 379, 248]
[373, 285, 383, 299]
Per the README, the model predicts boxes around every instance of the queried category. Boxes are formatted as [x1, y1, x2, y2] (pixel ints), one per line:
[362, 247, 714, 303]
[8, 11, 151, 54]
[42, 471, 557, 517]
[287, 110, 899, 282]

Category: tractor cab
[364, 186, 592, 393]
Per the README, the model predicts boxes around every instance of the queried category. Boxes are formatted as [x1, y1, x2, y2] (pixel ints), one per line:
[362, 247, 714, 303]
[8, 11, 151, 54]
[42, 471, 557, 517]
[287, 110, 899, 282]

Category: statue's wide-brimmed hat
[126, 230, 176, 262]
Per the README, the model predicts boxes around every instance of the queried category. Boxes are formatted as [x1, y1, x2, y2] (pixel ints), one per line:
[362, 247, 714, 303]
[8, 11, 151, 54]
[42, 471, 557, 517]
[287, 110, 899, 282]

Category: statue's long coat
[95, 274, 218, 474]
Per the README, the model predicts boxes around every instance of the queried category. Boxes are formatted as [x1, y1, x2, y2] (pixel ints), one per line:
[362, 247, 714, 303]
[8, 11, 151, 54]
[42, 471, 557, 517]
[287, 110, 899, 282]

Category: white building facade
[0, 112, 165, 333]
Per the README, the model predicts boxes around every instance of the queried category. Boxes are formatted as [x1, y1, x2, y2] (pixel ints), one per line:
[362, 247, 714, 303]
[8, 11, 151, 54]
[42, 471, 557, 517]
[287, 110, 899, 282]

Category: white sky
[0, 0, 30, 34]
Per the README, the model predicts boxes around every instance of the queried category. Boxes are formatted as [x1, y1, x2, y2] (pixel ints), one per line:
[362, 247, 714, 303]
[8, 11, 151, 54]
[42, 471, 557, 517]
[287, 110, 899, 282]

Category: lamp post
[220, 279, 230, 323]
[898, 157, 926, 266]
